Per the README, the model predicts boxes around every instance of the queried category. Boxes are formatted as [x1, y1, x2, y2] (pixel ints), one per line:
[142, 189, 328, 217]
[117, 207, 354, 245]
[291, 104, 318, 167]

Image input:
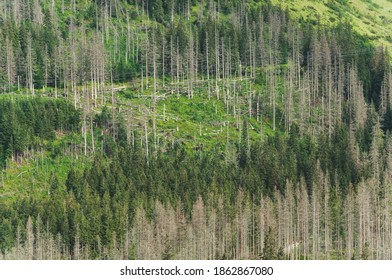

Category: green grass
[272, 0, 392, 48]
[115, 77, 275, 152]
[0, 151, 90, 203]
[0, 74, 277, 203]
[0, 115, 91, 204]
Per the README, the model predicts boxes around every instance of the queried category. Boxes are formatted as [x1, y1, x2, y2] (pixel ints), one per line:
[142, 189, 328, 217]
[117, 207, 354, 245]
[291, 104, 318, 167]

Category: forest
[1, 0, 392, 260]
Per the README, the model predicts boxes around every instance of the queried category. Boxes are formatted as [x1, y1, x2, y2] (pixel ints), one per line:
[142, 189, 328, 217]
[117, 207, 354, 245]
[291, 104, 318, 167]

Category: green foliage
[0, 0, 392, 260]
[262, 227, 279, 260]
[1, 115, 373, 257]
[0, 96, 80, 168]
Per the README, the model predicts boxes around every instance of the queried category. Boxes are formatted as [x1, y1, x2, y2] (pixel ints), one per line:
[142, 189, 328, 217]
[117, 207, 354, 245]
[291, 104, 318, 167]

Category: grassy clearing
[272, 0, 392, 48]
[0, 76, 273, 203]
[0, 123, 90, 204]
[116, 77, 275, 152]
[0, 150, 90, 203]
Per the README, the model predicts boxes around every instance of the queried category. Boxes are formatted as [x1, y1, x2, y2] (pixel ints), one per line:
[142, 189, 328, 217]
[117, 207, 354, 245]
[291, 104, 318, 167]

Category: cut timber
[112, 86, 127, 92]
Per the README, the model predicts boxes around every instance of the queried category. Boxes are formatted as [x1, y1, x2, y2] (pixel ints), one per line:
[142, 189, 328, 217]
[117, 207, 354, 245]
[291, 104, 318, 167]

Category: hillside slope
[273, 0, 392, 47]
[1, 0, 392, 260]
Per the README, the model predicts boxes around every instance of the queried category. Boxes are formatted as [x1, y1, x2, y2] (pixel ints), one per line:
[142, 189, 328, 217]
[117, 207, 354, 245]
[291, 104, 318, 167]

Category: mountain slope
[272, 0, 392, 47]
[1, 0, 392, 260]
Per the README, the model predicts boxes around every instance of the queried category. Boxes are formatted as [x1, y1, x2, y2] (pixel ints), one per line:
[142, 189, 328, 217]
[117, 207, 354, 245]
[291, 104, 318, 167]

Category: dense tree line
[0, 0, 389, 144]
[1, 0, 392, 260]
[0, 1, 386, 102]
[1, 107, 392, 259]
[0, 97, 80, 168]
